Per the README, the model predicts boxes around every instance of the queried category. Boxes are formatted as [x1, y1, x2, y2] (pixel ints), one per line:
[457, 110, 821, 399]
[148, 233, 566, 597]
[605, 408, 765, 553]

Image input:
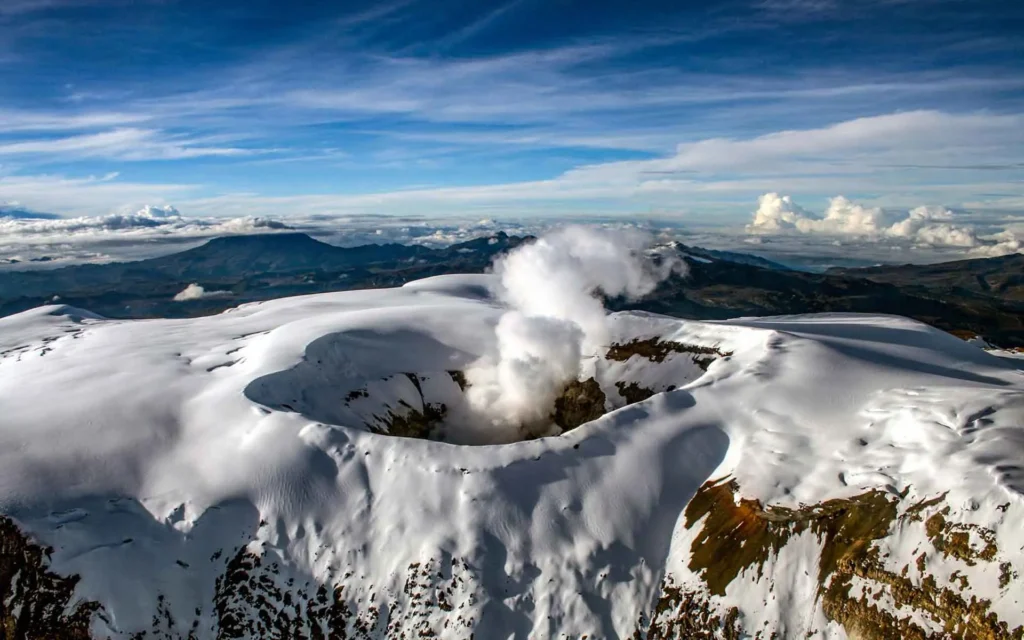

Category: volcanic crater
[245, 329, 731, 446]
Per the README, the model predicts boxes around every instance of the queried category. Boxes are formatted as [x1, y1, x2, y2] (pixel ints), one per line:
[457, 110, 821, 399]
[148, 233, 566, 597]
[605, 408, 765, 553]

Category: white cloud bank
[0, 204, 290, 243]
[0, 203, 566, 266]
[747, 193, 1023, 257]
[0, 203, 298, 266]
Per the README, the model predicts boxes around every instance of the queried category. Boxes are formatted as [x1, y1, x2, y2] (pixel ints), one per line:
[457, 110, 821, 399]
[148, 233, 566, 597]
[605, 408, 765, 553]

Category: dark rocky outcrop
[0, 516, 101, 639]
[551, 378, 607, 432]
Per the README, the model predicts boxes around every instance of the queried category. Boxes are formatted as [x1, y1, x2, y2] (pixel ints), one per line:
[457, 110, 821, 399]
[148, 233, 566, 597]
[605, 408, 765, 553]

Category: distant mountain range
[0, 232, 526, 319]
[1, 232, 1021, 346]
[632, 251, 1024, 347]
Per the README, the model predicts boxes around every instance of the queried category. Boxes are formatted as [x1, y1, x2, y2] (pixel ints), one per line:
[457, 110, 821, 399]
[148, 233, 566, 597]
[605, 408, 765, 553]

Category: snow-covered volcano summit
[1, 273, 1023, 639]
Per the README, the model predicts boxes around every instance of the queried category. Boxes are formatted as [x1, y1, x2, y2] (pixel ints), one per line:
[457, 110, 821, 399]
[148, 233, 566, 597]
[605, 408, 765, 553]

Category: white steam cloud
[464, 226, 684, 437]
[173, 283, 232, 302]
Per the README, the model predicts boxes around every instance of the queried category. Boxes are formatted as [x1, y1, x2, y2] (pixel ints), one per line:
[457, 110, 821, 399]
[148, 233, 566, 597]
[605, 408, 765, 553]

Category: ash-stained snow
[0, 274, 1022, 638]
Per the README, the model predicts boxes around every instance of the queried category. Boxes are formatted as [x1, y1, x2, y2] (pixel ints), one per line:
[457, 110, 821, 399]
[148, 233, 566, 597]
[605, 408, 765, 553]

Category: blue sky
[0, 0, 1022, 225]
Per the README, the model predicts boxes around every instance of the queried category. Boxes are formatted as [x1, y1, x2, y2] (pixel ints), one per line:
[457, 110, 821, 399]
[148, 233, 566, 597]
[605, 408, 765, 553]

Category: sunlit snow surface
[0, 274, 1022, 638]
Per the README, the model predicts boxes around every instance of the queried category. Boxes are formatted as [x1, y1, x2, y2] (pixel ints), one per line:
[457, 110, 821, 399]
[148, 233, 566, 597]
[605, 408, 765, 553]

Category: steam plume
[464, 226, 683, 435]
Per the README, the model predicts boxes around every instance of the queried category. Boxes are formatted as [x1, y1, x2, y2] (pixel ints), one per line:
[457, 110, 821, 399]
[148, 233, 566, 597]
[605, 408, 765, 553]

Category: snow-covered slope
[1, 274, 1022, 638]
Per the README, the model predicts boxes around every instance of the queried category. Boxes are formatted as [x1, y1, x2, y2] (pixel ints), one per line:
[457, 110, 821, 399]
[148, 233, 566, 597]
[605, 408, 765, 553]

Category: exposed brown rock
[0, 516, 101, 639]
[638, 581, 743, 640]
[606, 338, 730, 370]
[372, 403, 447, 440]
[615, 381, 657, 405]
[924, 507, 998, 566]
[674, 479, 1023, 640]
[551, 377, 607, 432]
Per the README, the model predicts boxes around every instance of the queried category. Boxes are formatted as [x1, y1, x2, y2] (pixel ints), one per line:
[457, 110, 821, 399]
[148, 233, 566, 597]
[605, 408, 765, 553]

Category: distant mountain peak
[200, 232, 324, 248]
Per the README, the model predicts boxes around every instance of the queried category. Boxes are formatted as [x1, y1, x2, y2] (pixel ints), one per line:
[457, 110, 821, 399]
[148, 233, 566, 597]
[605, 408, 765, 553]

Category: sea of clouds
[0, 193, 1021, 270]
[0, 204, 561, 267]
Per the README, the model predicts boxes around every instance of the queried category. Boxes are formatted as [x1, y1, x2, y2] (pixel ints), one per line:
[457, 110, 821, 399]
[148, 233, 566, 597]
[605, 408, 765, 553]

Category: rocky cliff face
[642, 480, 1023, 639]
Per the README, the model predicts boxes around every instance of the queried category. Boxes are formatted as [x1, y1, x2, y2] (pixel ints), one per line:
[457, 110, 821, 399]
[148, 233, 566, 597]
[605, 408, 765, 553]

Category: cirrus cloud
[0, 128, 257, 161]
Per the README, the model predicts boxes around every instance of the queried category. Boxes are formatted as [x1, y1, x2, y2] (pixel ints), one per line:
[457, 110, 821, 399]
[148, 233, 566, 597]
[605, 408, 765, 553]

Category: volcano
[0, 274, 1022, 638]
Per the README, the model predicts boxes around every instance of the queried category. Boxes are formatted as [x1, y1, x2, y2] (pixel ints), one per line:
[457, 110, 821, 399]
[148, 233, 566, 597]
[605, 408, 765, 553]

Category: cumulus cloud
[967, 231, 1023, 258]
[800, 196, 892, 235]
[747, 194, 893, 236]
[463, 227, 684, 440]
[172, 283, 232, 301]
[746, 193, 810, 232]
[744, 192, 1020, 255]
[903, 222, 978, 249]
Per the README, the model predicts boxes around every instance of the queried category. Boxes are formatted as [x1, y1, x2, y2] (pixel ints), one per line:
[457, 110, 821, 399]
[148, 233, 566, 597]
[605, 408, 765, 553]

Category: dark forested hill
[629, 254, 1023, 346]
[829, 254, 1024, 302]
